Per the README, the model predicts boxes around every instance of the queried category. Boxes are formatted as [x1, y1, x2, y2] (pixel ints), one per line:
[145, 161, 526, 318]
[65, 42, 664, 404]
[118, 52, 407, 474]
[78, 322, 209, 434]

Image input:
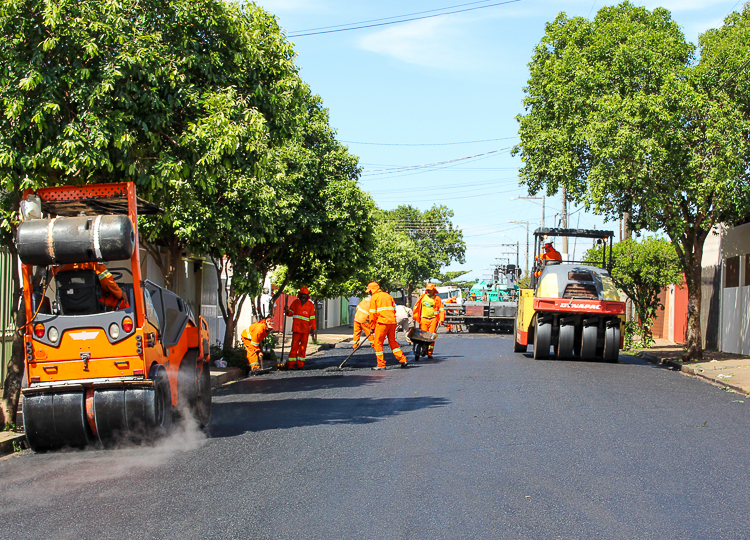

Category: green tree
[584, 237, 682, 348]
[381, 205, 466, 303]
[513, 1, 750, 359]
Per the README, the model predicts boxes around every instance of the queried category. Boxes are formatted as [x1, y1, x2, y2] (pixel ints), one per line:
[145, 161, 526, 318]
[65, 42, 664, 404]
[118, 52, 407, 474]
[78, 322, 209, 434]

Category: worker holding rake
[413, 283, 445, 359]
[352, 295, 374, 349]
[367, 282, 408, 370]
[285, 286, 316, 370]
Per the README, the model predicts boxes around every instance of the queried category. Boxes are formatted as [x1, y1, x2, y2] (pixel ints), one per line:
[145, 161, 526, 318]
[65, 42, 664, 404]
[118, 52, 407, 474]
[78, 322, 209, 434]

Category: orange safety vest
[241, 320, 271, 353]
[354, 299, 371, 324]
[369, 287, 397, 325]
[414, 293, 445, 323]
[288, 298, 316, 333]
[542, 248, 562, 261]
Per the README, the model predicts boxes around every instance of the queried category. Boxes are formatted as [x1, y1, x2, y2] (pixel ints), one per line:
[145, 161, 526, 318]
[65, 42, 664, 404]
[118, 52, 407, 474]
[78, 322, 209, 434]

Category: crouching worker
[241, 318, 273, 371]
[353, 296, 374, 349]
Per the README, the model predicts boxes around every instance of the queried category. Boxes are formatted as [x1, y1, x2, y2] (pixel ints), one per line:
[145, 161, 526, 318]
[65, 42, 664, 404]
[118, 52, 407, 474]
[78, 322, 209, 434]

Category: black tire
[151, 365, 173, 434]
[557, 324, 575, 360]
[513, 317, 527, 353]
[578, 321, 597, 360]
[533, 316, 551, 360]
[603, 324, 620, 363]
[177, 349, 211, 426]
[468, 325, 479, 333]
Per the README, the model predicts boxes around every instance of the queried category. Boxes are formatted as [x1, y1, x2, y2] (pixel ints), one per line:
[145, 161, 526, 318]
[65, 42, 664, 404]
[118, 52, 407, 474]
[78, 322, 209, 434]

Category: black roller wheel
[513, 317, 527, 353]
[603, 324, 620, 363]
[151, 364, 173, 435]
[533, 316, 551, 360]
[195, 360, 212, 427]
[468, 325, 478, 333]
[557, 324, 575, 360]
[24, 392, 91, 452]
[578, 321, 597, 360]
[177, 349, 210, 426]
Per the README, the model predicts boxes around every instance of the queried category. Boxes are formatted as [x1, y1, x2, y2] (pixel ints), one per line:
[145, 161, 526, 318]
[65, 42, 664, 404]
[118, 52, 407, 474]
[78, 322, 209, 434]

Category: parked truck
[513, 228, 625, 361]
[444, 267, 518, 333]
[18, 183, 211, 451]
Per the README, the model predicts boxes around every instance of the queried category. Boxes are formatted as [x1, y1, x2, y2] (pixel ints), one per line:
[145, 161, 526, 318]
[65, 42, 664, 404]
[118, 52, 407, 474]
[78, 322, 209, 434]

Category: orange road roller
[17, 183, 211, 451]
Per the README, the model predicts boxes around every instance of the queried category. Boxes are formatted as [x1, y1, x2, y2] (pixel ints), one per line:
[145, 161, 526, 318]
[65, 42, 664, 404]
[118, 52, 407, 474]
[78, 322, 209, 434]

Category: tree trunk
[684, 241, 704, 360]
[1, 255, 24, 428]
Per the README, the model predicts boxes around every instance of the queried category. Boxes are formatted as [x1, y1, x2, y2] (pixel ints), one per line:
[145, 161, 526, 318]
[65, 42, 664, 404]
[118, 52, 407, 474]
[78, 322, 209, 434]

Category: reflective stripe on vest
[376, 306, 395, 312]
[293, 315, 311, 321]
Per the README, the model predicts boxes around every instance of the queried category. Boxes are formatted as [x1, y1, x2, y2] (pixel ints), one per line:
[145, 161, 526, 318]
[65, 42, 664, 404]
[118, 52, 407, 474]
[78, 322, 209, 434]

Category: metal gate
[0, 247, 15, 391]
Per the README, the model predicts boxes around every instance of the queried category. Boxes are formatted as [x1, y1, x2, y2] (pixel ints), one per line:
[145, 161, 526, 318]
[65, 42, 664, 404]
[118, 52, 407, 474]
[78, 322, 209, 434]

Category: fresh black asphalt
[1, 332, 749, 539]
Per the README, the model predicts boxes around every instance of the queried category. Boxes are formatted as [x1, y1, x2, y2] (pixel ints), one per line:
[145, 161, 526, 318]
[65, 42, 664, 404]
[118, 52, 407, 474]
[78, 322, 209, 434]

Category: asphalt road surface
[2, 332, 750, 539]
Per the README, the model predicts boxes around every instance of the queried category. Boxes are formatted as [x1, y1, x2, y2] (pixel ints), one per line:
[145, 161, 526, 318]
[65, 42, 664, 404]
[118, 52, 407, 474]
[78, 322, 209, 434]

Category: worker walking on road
[353, 296, 374, 349]
[241, 318, 273, 371]
[413, 283, 445, 359]
[367, 282, 408, 370]
[285, 286, 316, 370]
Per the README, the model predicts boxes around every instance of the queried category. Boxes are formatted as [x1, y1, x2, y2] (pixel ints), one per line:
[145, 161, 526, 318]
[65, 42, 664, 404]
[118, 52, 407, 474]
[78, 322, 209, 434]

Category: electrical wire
[343, 136, 518, 146]
[361, 148, 509, 175]
[288, 0, 523, 37]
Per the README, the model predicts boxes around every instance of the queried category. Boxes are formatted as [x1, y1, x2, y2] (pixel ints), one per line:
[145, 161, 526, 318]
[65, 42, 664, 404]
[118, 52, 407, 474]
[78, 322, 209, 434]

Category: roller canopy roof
[533, 227, 614, 239]
[41, 196, 163, 217]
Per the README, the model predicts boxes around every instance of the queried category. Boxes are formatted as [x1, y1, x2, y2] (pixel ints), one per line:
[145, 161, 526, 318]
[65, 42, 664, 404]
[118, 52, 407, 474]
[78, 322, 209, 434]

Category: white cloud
[357, 18, 471, 69]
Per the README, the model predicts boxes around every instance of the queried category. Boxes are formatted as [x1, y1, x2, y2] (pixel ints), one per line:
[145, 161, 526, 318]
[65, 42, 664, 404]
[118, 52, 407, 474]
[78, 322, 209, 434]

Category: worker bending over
[353, 296, 374, 349]
[241, 318, 273, 371]
[54, 261, 129, 310]
[413, 283, 445, 359]
[285, 286, 316, 369]
[367, 282, 408, 370]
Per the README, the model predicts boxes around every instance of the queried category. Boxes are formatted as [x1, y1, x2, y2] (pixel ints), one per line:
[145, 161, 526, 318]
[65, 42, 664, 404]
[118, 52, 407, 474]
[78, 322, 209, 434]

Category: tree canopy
[513, 1, 750, 358]
[584, 237, 682, 348]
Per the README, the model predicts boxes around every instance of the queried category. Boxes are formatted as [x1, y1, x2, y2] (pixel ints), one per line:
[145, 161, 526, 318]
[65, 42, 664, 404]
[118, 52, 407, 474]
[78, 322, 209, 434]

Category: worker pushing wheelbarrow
[407, 326, 438, 361]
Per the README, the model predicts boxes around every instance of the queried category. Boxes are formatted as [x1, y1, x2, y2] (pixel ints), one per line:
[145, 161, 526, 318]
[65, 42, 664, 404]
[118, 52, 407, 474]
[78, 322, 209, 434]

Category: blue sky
[252, 0, 743, 281]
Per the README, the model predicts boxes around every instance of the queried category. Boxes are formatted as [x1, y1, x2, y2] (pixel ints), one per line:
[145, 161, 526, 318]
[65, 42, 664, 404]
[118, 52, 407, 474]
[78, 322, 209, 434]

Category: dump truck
[513, 228, 625, 361]
[18, 183, 211, 451]
[450, 267, 518, 333]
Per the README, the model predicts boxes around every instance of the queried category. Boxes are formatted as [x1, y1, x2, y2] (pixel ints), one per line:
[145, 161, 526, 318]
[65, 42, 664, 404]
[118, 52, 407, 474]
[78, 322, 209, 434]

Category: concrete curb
[210, 367, 244, 388]
[639, 352, 749, 396]
[0, 431, 26, 457]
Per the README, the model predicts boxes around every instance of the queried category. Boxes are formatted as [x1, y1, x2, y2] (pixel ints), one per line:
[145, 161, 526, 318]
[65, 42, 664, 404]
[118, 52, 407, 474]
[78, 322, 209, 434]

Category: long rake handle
[339, 330, 374, 369]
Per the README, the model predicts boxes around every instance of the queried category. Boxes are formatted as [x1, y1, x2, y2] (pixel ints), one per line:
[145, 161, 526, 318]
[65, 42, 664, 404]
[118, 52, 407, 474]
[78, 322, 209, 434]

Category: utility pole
[514, 195, 545, 228]
[508, 221, 529, 278]
[561, 186, 568, 258]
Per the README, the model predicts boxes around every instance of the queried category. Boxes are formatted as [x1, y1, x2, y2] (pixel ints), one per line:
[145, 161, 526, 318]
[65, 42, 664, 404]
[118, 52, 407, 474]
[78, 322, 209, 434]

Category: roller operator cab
[513, 228, 626, 362]
[17, 183, 211, 451]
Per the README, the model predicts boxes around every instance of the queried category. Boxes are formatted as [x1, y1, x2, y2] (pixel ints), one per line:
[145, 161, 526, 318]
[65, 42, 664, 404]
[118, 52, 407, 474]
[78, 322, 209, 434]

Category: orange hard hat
[366, 282, 379, 293]
[425, 283, 436, 291]
[299, 286, 309, 295]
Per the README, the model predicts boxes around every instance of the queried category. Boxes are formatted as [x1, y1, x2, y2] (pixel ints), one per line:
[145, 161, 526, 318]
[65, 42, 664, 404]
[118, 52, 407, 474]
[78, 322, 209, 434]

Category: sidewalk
[638, 338, 750, 396]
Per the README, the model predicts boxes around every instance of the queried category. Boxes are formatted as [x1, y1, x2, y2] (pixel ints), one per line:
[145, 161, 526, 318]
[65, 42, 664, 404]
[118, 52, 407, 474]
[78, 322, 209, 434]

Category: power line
[288, 0, 523, 37]
[290, 0, 498, 34]
[361, 148, 510, 176]
[343, 136, 518, 146]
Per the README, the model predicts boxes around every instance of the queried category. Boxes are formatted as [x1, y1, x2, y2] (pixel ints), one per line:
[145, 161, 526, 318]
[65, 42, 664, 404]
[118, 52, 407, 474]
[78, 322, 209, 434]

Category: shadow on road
[208, 395, 451, 437]
[217, 373, 385, 396]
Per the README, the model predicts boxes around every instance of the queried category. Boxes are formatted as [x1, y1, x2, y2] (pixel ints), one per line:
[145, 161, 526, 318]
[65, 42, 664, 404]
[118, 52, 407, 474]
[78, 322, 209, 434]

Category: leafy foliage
[584, 237, 682, 348]
[513, 1, 750, 358]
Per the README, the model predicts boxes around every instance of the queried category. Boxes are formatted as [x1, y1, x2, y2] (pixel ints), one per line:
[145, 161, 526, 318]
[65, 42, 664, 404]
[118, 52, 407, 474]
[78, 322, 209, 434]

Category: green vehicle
[449, 267, 518, 333]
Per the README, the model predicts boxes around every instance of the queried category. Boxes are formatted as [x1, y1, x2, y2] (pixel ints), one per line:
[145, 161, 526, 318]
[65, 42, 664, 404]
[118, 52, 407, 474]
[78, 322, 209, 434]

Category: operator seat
[56, 270, 102, 315]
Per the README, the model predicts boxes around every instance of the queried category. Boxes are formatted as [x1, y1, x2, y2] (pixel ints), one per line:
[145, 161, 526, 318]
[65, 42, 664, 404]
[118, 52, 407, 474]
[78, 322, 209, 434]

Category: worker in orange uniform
[444, 296, 458, 333]
[367, 282, 408, 370]
[284, 286, 316, 370]
[241, 318, 273, 371]
[54, 261, 129, 309]
[352, 296, 374, 349]
[541, 242, 562, 261]
[413, 283, 445, 359]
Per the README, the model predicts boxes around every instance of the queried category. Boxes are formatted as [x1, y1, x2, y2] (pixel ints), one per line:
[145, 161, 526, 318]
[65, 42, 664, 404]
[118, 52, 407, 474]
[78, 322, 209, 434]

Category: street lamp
[508, 220, 530, 277]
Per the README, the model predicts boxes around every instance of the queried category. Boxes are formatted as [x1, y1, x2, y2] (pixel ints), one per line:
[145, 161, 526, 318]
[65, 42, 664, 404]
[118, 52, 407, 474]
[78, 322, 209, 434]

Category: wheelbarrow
[407, 326, 438, 361]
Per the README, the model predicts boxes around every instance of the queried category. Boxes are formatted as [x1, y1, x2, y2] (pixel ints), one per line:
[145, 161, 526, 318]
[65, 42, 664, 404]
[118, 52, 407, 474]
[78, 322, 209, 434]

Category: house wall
[720, 222, 750, 354]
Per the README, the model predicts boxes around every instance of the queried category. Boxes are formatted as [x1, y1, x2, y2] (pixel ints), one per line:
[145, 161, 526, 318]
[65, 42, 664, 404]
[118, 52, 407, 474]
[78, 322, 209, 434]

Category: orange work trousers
[419, 317, 439, 356]
[373, 323, 407, 368]
[353, 320, 374, 349]
[245, 345, 261, 370]
[288, 331, 310, 369]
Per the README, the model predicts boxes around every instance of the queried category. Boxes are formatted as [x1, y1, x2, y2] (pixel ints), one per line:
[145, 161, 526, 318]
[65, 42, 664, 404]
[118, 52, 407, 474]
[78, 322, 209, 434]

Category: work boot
[372, 366, 385, 371]
[427, 355, 434, 360]
[400, 361, 408, 369]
